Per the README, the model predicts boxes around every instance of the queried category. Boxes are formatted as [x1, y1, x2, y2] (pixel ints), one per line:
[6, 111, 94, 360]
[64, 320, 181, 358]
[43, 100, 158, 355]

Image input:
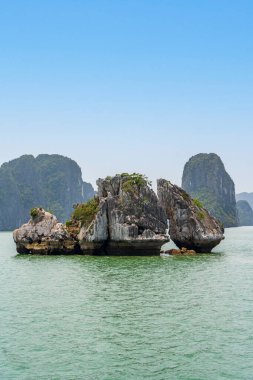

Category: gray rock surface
[78, 199, 109, 253]
[157, 179, 224, 253]
[14, 175, 170, 255]
[13, 208, 78, 254]
[77, 174, 170, 255]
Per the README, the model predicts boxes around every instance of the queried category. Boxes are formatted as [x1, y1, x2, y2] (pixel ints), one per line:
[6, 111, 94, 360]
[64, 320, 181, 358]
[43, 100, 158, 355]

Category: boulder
[162, 248, 197, 255]
[157, 179, 224, 253]
[13, 208, 79, 254]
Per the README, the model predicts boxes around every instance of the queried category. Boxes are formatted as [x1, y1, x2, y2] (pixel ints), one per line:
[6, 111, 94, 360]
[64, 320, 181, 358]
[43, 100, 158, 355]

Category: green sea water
[0, 228, 253, 380]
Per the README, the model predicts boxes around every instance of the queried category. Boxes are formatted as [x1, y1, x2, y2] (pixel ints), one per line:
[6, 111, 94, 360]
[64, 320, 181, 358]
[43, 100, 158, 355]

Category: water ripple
[0, 229, 253, 379]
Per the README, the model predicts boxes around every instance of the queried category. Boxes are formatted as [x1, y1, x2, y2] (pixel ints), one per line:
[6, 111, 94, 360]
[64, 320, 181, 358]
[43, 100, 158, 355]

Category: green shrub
[121, 173, 151, 193]
[193, 198, 204, 209]
[71, 197, 99, 228]
[30, 208, 39, 218]
[65, 220, 72, 227]
[197, 210, 205, 220]
[182, 191, 190, 201]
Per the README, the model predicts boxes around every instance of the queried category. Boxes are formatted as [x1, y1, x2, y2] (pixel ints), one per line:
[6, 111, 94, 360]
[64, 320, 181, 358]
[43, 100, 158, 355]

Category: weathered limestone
[13, 175, 225, 256]
[13, 208, 79, 254]
[77, 199, 108, 253]
[157, 179, 224, 253]
[78, 174, 169, 255]
[13, 175, 170, 255]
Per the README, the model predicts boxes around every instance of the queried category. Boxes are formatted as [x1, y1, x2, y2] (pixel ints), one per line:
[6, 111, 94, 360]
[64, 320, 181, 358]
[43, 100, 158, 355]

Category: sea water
[0, 228, 253, 380]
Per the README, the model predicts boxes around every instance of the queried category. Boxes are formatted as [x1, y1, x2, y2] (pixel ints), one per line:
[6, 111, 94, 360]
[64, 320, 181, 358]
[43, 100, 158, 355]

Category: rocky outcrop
[14, 174, 169, 255]
[77, 174, 169, 255]
[0, 154, 95, 230]
[13, 208, 79, 254]
[13, 174, 169, 255]
[157, 179, 224, 253]
[182, 153, 237, 227]
[162, 247, 197, 256]
[236, 200, 253, 226]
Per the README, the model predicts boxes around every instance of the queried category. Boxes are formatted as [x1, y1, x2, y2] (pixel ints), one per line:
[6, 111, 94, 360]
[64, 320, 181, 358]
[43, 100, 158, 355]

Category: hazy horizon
[1, 1, 253, 193]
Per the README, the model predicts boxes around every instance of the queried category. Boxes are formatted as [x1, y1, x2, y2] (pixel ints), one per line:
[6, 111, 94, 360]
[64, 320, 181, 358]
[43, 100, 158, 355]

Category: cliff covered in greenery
[182, 153, 238, 227]
[0, 154, 94, 230]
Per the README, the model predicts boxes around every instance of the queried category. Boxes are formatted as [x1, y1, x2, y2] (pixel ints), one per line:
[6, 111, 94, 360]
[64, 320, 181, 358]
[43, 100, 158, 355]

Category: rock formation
[182, 153, 238, 227]
[161, 247, 197, 256]
[236, 200, 253, 226]
[14, 174, 169, 255]
[157, 179, 224, 253]
[0, 154, 95, 230]
[13, 208, 79, 254]
[77, 174, 169, 255]
[236, 192, 253, 210]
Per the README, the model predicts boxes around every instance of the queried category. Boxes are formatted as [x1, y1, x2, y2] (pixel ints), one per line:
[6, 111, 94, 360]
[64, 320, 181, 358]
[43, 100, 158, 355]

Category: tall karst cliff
[0, 154, 95, 230]
[182, 153, 238, 227]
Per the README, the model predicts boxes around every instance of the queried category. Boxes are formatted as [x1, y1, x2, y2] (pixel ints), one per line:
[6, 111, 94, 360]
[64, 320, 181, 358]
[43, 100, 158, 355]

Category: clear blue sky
[0, 0, 252, 192]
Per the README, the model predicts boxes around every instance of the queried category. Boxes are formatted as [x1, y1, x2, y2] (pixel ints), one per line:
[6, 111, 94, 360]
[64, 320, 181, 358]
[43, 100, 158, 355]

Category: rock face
[0, 154, 95, 230]
[157, 179, 224, 253]
[182, 153, 238, 227]
[77, 174, 169, 255]
[236, 200, 253, 226]
[13, 208, 79, 254]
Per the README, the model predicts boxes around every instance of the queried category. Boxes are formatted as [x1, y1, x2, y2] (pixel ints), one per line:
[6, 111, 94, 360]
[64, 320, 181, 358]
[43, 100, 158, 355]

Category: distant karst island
[182, 153, 238, 227]
[182, 153, 253, 228]
[0, 154, 95, 230]
[236, 193, 253, 226]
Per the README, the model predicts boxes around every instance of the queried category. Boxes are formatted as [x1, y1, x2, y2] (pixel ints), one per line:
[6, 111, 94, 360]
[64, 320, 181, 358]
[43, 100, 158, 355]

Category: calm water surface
[0, 228, 253, 380]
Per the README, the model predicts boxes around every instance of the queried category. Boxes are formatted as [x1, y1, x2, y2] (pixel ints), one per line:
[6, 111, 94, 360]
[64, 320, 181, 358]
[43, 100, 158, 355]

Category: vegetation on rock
[71, 197, 99, 228]
[121, 173, 151, 193]
[157, 179, 224, 253]
[197, 210, 205, 221]
[193, 198, 204, 209]
[30, 208, 39, 218]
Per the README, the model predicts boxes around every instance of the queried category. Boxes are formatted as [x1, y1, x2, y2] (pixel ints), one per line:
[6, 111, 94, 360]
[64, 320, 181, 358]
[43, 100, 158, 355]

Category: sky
[0, 0, 253, 192]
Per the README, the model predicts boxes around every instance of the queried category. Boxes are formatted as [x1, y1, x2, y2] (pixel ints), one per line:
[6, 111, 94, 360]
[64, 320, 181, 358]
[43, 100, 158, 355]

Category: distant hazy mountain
[182, 153, 238, 227]
[236, 200, 253, 226]
[236, 192, 253, 210]
[0, 154, 95, 230]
